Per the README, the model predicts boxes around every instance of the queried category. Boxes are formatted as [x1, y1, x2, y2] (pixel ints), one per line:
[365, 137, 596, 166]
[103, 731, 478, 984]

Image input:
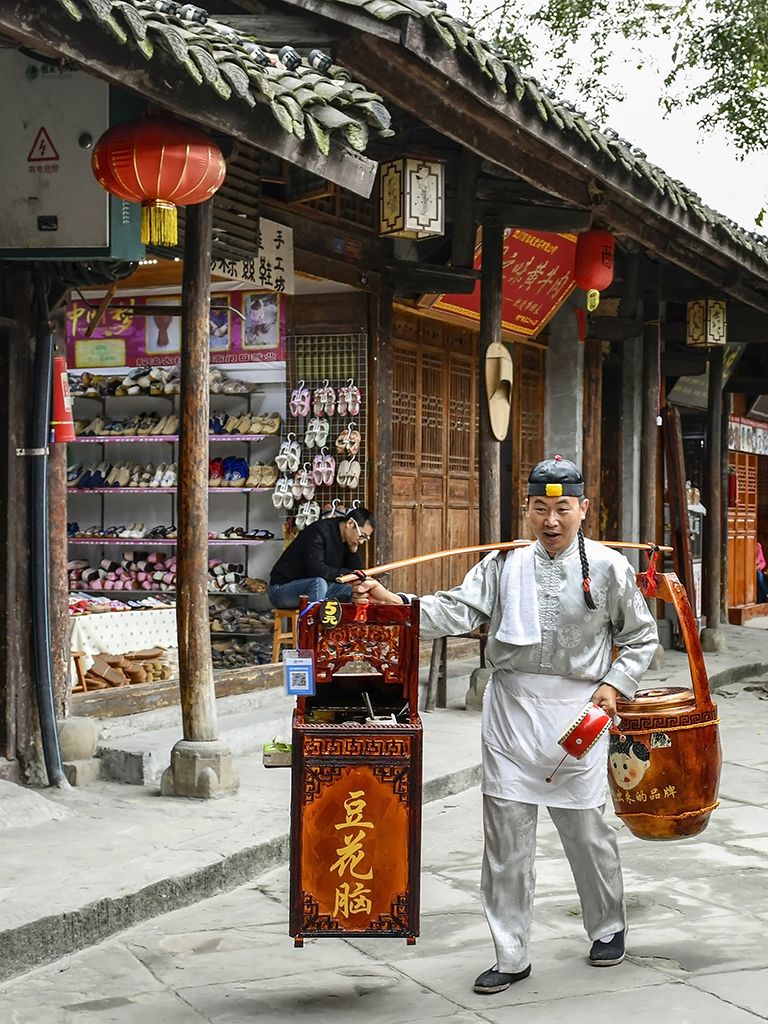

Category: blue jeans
[267, 578, 353, 609]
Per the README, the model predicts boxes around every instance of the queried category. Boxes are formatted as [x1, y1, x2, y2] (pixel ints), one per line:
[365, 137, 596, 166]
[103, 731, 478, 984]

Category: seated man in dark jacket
[267, 508, 375, 609]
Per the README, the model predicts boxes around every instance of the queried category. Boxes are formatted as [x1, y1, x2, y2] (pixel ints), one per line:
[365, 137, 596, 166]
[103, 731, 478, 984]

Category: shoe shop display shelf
[68, 375, 285, 667]
[72, 487, 272, 494]
[75, 433, 272, 443]
[283, 333, 368, 531]
[69, 538, 270, 546]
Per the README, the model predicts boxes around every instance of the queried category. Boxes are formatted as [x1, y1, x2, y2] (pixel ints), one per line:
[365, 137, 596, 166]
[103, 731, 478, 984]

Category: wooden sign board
[421, 228, 577, 339]
[290, 601, 422, 944]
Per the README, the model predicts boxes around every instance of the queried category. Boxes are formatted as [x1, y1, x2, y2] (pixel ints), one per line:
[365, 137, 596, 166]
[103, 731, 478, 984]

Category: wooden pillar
[582, 337, 602, 538]
[177, 200, 216, 742]
[640, 292, 660, 546]
[162, 200, 238, 798]
[720, 391, 730, 621]
[369, 284, 393, 568]
[0, 269, 39, 781]
[702, 346, 726, 649]
[479, 216, 504, 545]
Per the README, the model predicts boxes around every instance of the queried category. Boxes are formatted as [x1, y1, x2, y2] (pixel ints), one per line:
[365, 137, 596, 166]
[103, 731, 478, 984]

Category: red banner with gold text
[424, 228, 577, 338]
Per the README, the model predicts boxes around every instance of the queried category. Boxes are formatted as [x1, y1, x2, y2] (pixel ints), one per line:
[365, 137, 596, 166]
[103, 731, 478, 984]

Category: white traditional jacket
[418, 537, 659, 807]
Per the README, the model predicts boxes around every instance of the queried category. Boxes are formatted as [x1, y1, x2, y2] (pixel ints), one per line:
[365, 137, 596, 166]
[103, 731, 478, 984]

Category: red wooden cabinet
[289, 600, 423, 945]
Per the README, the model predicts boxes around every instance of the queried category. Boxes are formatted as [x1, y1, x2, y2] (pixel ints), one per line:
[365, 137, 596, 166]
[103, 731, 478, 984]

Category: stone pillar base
[63, 758, 101, 786]
[160, 740, 239, 799]
[465, 667, 491, 712]
[700, 627, 727, 653]
[58, 717, 101, 786]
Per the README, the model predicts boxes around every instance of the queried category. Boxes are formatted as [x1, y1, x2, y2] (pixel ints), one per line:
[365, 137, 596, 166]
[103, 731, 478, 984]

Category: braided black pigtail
[578, 527, 597, 610]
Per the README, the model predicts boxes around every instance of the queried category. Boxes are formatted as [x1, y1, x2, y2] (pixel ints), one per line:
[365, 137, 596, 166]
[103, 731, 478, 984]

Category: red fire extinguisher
[51, 355, 76, 443]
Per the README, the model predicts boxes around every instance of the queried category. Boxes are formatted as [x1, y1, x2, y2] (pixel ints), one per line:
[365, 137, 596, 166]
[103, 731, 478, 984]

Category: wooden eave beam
[587, 317, 643, 342]
[383, 261, 479, 295]
[477, 203, 593, 232]
[662, 353, 708, 376]
[319, 26, 768, 311]
[725, 376, 768, 393]
[0, 0, 377, 198]
[215, 12, 337, 47]
[663, 307, 768, 345]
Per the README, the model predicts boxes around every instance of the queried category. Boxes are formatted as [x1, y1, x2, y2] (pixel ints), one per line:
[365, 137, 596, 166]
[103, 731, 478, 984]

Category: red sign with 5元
[425, 228, 577, 338]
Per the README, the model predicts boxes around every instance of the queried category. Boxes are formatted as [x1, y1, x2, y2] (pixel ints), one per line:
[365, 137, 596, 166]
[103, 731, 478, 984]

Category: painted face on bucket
[609, 743, 651, 791]
[526, 495, 588, 555]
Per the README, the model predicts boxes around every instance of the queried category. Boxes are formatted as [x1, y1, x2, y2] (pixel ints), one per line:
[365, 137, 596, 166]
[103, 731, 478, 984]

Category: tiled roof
[53, 0, 392, 156]
[303, 0, 768, 269]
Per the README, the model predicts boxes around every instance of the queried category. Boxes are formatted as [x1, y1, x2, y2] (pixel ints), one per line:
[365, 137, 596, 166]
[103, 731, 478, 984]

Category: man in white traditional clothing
[352, 456, 658, 994]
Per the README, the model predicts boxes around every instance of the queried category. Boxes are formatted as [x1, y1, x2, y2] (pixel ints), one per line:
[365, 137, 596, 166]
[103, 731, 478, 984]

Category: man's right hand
[351, 578, 404, 605]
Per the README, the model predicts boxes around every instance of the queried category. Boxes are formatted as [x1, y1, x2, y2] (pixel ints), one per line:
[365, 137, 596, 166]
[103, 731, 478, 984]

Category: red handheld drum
[558, 702, 611, 758]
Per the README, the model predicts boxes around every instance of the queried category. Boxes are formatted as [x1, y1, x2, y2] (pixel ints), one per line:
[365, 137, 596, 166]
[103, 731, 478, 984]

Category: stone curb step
[97, 704, 293, 785]
[0, 763, 482, 985]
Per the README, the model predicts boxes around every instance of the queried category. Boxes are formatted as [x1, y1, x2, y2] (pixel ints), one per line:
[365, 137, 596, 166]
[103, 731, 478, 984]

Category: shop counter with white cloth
[69, 607, 178, 682]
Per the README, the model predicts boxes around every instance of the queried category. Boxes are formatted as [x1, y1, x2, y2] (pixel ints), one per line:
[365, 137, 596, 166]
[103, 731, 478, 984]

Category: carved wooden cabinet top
[296, 599, 421, 714]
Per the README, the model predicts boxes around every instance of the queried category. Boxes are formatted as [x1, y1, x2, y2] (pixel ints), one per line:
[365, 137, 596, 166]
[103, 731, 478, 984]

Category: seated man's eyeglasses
[351, 520, 372, 543]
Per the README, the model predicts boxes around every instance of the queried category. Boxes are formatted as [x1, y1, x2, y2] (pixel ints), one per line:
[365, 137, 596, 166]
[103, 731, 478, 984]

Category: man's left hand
[591, 683, 620, 719]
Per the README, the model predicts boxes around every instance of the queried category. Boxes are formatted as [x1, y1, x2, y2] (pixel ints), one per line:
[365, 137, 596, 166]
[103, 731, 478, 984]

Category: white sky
[454, 3, 768, 235]
[583, 66, 768, 233]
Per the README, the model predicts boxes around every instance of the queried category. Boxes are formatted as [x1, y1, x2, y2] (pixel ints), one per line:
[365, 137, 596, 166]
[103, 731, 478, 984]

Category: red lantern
[91, 118, 226, 247]
[574, 229, 615, 311]
[51, 355, 76, 443]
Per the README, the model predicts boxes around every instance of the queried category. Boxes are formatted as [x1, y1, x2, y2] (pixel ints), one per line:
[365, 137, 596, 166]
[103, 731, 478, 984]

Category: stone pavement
[2, 673, 768, 1022]
[2, 622, 768, 995]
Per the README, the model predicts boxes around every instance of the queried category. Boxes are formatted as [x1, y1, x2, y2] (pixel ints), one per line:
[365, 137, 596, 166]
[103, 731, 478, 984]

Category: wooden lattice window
[393, 346, 418, 471]
[516, 346, 546, 522]
[448, 358, 472, 474]
[421, 352, 444, 472]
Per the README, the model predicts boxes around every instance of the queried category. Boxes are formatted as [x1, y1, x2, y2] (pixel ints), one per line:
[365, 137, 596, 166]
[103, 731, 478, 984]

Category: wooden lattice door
[391, 312, 478, 595]
[390, 311, 546, 595]
[728, 451, 757, 608]
[511, 346, 546, 539]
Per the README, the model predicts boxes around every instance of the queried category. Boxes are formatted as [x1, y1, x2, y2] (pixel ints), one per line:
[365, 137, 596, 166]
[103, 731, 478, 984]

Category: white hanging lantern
[686, 298, 727, 347]
[379, 157, 445, 238]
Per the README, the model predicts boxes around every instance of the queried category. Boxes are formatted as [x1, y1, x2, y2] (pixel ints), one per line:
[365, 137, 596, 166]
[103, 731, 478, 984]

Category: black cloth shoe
[588, 929, 626, 967]
[473, 963, 531, 994]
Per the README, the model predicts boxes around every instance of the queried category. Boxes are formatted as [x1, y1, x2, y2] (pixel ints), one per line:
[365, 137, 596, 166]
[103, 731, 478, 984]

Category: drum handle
[637, 571, 713, 709]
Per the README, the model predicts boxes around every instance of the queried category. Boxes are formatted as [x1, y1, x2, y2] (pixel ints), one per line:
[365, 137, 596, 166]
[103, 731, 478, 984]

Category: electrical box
[0, 50, 143, 260]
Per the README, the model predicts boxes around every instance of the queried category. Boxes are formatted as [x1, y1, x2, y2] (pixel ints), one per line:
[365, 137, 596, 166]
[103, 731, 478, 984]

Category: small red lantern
[575, 229, 615, 311]
[92, 118, 226, 247]
[51, 355, 76, 443]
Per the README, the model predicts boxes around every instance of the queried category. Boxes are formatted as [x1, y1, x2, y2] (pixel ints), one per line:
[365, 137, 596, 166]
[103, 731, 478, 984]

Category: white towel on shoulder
[496, 544, 541, 646]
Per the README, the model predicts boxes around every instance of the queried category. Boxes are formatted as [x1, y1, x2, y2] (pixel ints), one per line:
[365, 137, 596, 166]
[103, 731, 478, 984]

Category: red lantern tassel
[141, 201, 178, 246]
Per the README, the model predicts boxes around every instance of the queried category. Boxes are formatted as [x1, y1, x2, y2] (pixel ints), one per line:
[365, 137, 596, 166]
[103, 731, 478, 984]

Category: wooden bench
[272, 609, 300, 664]
[424, 627, 487, 711]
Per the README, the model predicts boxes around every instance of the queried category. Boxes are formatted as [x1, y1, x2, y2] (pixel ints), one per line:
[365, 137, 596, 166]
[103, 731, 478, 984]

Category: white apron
[481, 669, 608, 809]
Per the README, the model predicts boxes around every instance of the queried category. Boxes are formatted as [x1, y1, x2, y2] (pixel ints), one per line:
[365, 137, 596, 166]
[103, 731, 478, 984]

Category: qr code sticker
[291, 670, 309, 691]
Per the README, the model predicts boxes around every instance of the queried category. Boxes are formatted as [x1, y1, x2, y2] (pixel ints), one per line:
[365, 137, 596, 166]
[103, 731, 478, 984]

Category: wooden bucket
[607, 572, 721, 841]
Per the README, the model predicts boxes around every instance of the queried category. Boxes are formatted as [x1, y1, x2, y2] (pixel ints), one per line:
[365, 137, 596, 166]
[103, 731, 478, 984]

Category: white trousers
[481, 795, 626, 972]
